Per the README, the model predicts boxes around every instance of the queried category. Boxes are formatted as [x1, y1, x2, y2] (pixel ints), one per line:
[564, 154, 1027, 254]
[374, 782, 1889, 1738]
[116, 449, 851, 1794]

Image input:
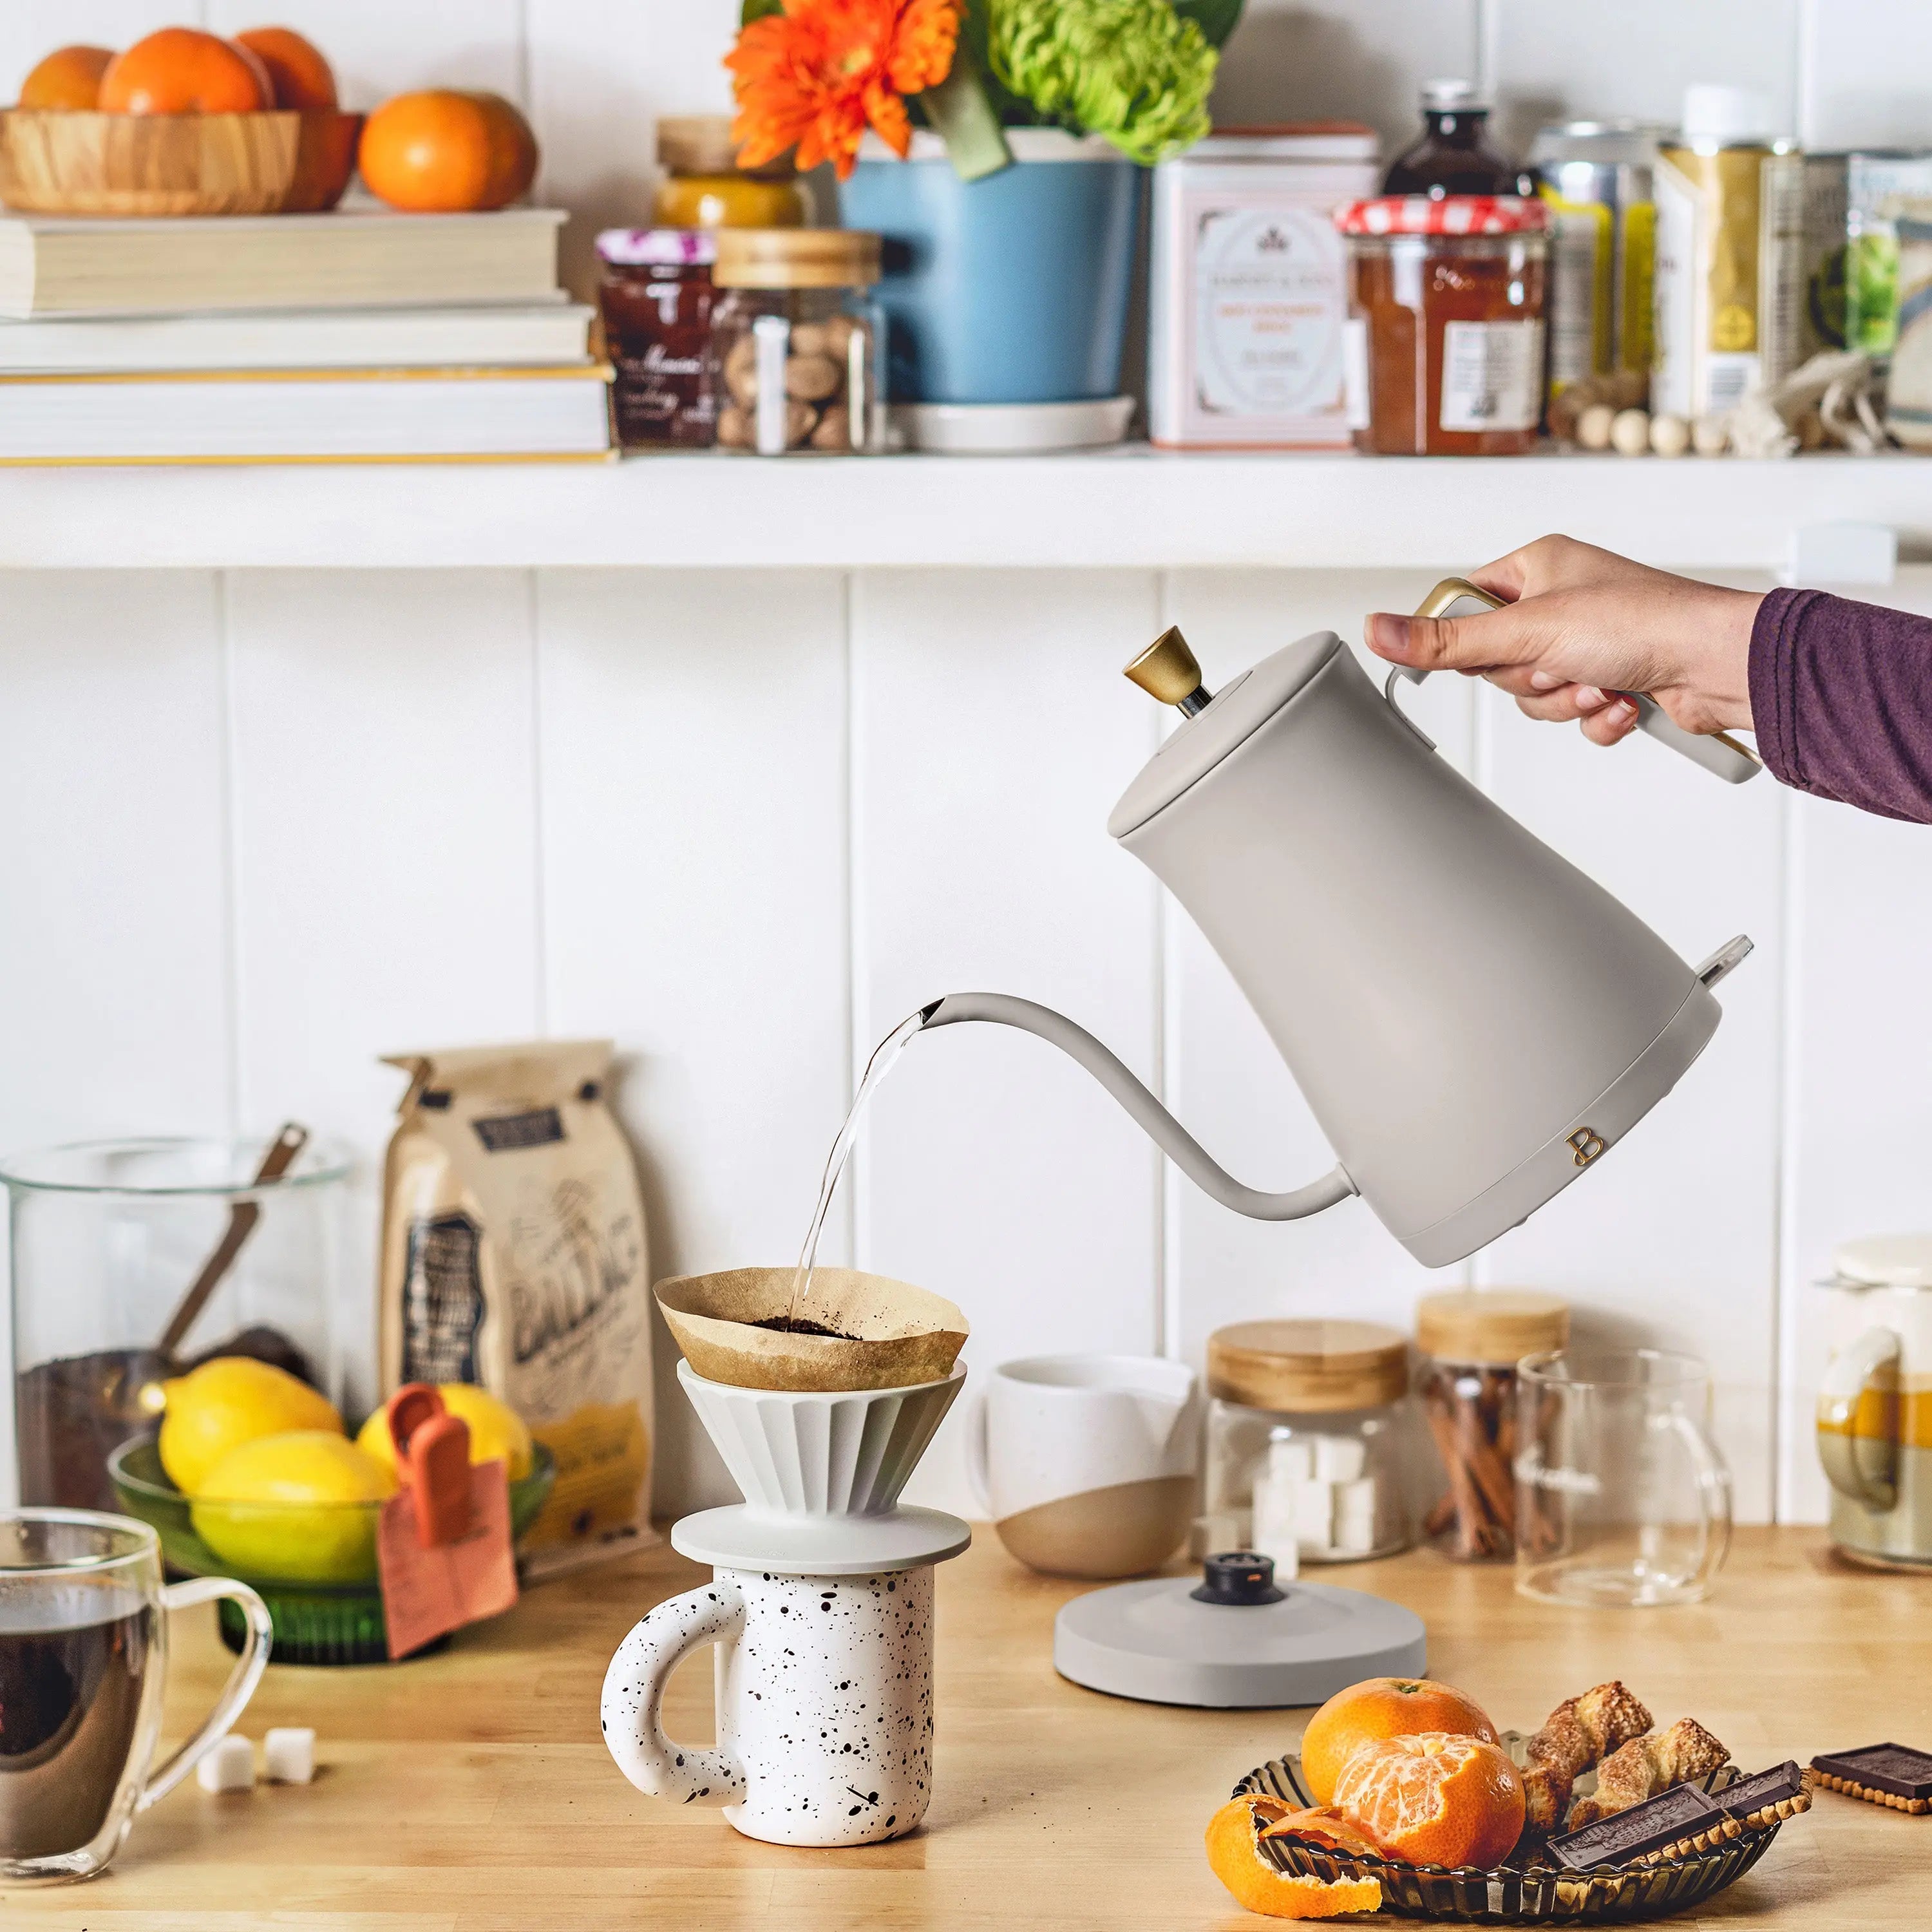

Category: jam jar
[596, 228, 717, 450]
[1335, 194, 1549, 454]
[709, 229, 884, 455]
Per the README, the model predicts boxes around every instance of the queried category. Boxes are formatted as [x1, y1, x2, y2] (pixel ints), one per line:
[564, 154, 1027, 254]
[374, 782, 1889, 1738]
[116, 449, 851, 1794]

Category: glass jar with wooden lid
[1414, 1288, 1569, 1562]
[1200, 1319, 1416, 1571]
[708, 229, 884, 455]
[654, 115, 807, 231]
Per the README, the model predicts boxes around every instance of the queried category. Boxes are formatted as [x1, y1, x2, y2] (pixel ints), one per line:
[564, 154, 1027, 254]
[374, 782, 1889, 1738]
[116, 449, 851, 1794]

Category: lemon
[355, 1383, 533, 1482]
[158, 1356, 343, 1495]
[191, 1431, 397, 1585]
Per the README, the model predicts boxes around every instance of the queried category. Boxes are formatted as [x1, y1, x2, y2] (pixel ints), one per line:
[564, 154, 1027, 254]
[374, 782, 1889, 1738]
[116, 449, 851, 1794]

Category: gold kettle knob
[1124, 627, 1212, 715]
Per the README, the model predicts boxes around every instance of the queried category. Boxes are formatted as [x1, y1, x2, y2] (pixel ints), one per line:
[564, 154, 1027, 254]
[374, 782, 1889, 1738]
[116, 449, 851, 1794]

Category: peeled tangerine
[1300, 1676, 1501, 1806]
[1332, 1733, 1527, 1870]
[1204, 1795, 1383, 1919]
[355, 1383, 533, 1481]
[191, 1430, 397, 1586]
[158, 1356, 343, 1495]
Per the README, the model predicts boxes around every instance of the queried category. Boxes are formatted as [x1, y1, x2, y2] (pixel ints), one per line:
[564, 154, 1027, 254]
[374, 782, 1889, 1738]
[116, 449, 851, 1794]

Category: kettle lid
[1107, 629, 1344, 840]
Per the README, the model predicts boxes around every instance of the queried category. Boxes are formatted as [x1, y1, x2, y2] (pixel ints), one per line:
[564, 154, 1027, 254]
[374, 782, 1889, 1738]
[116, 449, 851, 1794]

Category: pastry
[1521, 1681, 1654, 1834]
[1568, 1719, 1730, 1827]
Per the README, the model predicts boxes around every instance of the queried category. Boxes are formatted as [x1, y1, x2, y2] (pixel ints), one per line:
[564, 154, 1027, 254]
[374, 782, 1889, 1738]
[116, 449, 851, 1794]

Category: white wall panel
[1491, 0, 1801, 155]
[224, 570, 540, 1408]
[1210, 0, 1478, 157]
[1777, 569, 1932, 1523]
[851, 570, 1164, 1517]
[1472, 596, 1786, 1524]
[1801, 0, 1932, 148]
[536, 567, 848, 1514]
[1160, 572, 1476, 1370]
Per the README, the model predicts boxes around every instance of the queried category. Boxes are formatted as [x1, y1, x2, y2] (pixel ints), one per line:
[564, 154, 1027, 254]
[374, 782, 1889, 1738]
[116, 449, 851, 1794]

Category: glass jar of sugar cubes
[1198, 1320, 1416, 1572]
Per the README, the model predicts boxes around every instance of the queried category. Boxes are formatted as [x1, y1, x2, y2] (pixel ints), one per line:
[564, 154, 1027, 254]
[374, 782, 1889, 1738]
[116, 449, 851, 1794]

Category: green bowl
[109, 1435, 556, 1666]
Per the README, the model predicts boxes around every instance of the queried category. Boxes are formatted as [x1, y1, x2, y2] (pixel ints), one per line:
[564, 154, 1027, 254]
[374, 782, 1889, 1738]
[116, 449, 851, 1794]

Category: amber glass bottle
[1383, 80, 1530, 198]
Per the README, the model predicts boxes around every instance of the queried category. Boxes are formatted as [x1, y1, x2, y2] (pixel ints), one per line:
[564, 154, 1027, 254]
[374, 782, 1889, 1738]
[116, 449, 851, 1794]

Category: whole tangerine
[234, 26, 337, 109]
[18, 44, 115, 111]
[1204, 1795, 1385, 1920]
[1300, 1676, 1501, 1805]
[98, 28, 272, 115]
[1332, 1733, 1527, 1870]
[358, 89, 537, 213]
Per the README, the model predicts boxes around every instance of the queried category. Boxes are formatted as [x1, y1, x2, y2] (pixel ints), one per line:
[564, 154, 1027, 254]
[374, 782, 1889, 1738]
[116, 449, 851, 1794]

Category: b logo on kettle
[1567, 1128, 1607, 1168]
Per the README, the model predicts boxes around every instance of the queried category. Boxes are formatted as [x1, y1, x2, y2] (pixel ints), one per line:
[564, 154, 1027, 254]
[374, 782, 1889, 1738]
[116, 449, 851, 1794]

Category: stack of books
[0, 206, 612, 464]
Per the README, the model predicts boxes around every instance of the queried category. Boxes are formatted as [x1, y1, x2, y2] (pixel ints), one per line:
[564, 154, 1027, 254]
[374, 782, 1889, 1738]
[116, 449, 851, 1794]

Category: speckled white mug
[601, 1564, 934, 1846]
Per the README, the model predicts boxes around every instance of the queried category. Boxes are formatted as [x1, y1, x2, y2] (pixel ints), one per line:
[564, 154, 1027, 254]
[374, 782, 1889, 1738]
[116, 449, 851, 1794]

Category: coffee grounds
[752, 1316, 858, 1340]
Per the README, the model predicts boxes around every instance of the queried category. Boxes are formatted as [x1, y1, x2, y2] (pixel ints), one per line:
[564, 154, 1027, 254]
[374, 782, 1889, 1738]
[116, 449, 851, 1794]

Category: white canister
[966, 1353, 1198, 1579]
[1146, 126, 1380, 450]
[602, 1564, 934, 1846]
[1817, 1234, 1932, 1568]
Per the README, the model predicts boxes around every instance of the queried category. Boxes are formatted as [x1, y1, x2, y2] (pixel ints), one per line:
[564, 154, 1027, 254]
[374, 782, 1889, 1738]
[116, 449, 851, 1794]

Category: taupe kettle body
[922, 582, 1756, 1267]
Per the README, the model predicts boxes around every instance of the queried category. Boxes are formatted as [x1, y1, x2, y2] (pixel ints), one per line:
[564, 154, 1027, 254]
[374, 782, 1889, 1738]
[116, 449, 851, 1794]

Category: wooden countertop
[10, 1526, 1924, 1927]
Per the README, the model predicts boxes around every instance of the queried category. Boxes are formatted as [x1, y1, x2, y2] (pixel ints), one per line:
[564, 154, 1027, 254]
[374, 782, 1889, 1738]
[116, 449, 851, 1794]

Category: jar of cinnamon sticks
[1415, 1290, 1569, 1562]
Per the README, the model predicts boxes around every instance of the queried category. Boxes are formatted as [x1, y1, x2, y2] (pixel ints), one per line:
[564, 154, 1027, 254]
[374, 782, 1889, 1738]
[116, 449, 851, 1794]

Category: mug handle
[1817, 1327, 1902, 1511]
[1664, 1411, 1734, 1597]
[601, 1577, 747, 1806]
[963, 1388, 992, 1517]
[138, 1576, 273, 1810]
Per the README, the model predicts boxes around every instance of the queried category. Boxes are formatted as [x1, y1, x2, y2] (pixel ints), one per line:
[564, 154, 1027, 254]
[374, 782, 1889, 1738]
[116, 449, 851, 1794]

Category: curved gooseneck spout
[918, 992, 1358, 1222]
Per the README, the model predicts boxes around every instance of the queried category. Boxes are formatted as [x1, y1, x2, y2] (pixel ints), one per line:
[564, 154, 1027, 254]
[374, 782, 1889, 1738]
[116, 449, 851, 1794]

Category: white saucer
[671, 1504, 972, 1577]
[892, 395, 1135, 453]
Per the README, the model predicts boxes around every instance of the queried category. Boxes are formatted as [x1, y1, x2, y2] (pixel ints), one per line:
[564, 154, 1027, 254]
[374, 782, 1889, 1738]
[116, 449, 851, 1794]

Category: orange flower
[728, 0, 960, 180]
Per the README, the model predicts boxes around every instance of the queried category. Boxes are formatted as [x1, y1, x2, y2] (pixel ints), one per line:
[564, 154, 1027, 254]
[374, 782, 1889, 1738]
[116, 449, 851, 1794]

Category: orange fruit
[357, 90, 538, 213]
[234, 26, 337, 109]
[98, 28, 272, 115]
[1206, 1795, 1384, 1919]
[1300, 1676, 1501, 1804]
[19, 44, 115, 110]
[1332, 1733, 1527, 1870]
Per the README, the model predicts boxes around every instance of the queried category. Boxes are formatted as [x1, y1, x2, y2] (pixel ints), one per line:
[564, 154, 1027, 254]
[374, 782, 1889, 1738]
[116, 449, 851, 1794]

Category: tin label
[1192, 205, 1346, 415]
[1439, 320, 1545, 431]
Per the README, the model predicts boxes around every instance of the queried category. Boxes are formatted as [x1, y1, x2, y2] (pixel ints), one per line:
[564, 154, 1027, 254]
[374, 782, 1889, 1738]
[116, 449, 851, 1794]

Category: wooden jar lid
[1206, 1320, 1409, 1414]
[713, 227, 881, 289]
[1415, 1289, 1569, 1367]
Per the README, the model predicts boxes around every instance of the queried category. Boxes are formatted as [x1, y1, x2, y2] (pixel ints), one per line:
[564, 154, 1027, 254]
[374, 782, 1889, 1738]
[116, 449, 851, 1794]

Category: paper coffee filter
[655, 1268, 969, 1392]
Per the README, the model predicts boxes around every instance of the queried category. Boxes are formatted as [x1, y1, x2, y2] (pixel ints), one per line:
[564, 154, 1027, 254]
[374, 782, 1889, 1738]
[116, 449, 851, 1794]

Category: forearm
[1750, 589, 1932, 823]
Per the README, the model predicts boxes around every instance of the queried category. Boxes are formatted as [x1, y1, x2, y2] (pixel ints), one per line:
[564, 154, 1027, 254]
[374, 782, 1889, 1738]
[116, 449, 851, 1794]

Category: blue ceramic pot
[838, 130, 1142, 406]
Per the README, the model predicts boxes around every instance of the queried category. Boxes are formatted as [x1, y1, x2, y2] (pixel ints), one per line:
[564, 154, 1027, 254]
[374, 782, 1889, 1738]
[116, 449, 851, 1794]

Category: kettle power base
[1054, 1575, 1426, 1709]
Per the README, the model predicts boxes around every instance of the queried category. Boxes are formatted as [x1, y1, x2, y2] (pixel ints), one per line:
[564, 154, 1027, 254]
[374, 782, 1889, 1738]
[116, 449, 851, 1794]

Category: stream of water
[786, 1007, 933, 1322]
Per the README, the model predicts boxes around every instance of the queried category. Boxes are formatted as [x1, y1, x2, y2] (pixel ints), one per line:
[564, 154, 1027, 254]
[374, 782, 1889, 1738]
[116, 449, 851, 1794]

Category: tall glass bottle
[1383, 79, 1530, 197]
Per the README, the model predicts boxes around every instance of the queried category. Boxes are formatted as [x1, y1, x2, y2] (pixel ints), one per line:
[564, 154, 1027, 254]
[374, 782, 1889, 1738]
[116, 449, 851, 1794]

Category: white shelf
[1, 446, 1927, 571]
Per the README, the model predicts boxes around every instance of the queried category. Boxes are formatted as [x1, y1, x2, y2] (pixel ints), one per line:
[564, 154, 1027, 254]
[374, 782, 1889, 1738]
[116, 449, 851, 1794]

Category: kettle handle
[1394, 577, 1763, 785]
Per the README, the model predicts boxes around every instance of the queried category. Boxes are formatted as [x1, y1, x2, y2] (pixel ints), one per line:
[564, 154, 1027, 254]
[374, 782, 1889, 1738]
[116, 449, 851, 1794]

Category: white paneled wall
[6, 5, 1932, 1523]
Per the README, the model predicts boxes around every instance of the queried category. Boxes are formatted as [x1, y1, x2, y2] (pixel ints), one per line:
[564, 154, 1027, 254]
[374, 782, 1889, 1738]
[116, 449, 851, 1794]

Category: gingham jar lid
[1333, 194, 1548, 236]
[595, 227, 719, 267]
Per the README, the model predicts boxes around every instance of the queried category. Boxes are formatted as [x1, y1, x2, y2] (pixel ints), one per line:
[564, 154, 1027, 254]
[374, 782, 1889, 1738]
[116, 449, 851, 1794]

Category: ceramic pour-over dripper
[655, 1267, 968, 1392]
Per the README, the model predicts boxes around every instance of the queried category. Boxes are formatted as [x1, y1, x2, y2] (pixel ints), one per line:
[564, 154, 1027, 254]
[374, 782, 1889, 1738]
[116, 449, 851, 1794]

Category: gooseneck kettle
[918, 580, 1757, 1267]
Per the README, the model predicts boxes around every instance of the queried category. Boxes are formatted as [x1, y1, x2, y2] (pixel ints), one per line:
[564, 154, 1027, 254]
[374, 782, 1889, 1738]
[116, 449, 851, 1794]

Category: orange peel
[1206, 1794, 1384, 1919]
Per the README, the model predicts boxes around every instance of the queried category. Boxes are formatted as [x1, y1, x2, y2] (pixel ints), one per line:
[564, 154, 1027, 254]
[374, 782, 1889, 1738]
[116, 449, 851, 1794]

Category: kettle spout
[918, 992, 1357, 1222]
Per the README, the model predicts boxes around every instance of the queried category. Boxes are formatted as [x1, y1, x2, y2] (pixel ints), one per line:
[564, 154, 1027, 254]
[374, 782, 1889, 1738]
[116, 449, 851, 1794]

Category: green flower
[987, 0, 1218, 165]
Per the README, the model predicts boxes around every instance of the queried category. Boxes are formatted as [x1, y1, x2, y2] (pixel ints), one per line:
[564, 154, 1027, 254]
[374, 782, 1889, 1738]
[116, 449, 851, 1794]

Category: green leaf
[1172, 0, 1245, 49]
[739, 0, 784, 23]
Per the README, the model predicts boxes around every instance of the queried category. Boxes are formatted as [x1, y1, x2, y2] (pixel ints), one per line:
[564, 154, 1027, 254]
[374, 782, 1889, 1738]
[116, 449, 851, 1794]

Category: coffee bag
[379, 1041, 653, 1575]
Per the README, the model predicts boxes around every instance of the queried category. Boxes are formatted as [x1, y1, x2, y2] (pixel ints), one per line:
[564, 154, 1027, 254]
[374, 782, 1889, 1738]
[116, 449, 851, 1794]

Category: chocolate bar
[1811, 1744, 1932, 1814]
[1717, 1761, 1811, 1831]
[1548, 1784, 1728, 1870]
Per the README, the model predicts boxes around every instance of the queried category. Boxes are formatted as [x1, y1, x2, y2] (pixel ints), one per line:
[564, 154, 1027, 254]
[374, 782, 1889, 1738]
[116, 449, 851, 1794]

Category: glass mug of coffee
[1513, 1349, 1732, 1608]
[0, 1510, 271, 1882]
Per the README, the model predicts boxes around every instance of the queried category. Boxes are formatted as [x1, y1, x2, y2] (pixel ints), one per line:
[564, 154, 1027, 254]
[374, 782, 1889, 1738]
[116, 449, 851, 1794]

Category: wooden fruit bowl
[0, 108, 363, 216]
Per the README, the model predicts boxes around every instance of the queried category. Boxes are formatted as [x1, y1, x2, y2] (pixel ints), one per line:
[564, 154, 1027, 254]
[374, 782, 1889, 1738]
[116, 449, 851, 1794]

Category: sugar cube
[1267, 1435, 1315, 1484]
[264, 1727, 316, 1785]
[1313, 1435, 1367, 1484]
[1249, 1474, 1300, 1575]
[197, 1734, 255, 1793]
[1192, 1508, 1250, 1560]
[1294, 1477, 1336, 1553]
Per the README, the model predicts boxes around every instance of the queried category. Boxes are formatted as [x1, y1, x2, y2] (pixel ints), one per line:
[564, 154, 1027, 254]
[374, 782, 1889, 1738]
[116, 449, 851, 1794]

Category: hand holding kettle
[1365, 535, 1763, 753]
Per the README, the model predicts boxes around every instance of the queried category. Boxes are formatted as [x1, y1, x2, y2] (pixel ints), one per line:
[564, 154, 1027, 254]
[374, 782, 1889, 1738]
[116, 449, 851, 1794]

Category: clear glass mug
[1513, 1349, 1733, 1607]
[0, 1511, 271, 1882]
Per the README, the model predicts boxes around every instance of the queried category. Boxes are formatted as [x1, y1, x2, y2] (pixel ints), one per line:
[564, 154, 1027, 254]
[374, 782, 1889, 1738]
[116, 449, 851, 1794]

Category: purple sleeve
[1748, 585, 1932, 823]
